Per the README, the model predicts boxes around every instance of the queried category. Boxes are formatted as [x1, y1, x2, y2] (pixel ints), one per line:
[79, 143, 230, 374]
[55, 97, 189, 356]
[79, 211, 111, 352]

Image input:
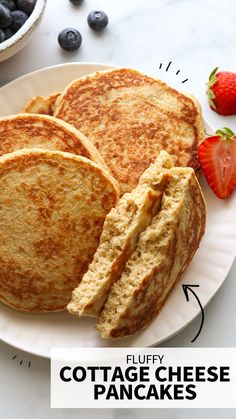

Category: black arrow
[182, 284, 204, 343]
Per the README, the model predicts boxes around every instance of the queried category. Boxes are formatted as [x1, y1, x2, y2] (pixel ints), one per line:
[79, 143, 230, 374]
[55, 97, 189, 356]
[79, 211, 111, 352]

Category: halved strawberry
[198, 127, 236, 199]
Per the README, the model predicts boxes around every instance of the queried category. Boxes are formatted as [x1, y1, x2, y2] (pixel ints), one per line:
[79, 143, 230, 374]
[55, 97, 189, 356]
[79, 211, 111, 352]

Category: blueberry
[58, 28, 82, 51]
[0, 27, 5, 42]
[0, 0, 16, 11]
[87, 10, 108, 31]
[10, 9, 28, 32]
[0, 4, 12, 28]
[4, 26, 13, 38]
[16, 0, 36, 15]
[69, 0, 84, 5]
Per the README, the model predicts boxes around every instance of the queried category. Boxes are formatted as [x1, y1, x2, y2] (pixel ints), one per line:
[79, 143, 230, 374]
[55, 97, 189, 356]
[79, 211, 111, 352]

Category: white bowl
[0, 0, 47, 62]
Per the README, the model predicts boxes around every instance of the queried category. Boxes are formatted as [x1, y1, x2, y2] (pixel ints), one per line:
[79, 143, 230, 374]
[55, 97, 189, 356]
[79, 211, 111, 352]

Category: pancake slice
[23, 92, 61, 115]
[67, 151, 173, 318]
[97, 167, 206, 339]
[0, 113, 107, 170]
[54, 68, 204, 193]
[0, 148, 119, 313]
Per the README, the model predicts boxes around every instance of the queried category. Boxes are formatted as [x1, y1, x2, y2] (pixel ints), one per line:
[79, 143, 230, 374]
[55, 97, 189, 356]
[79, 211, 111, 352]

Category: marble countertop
[0, 0, 236, 418]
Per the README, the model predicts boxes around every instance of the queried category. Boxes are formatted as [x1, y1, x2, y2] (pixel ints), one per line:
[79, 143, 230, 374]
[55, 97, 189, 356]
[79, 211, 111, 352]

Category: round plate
[0, 63, 235, 358]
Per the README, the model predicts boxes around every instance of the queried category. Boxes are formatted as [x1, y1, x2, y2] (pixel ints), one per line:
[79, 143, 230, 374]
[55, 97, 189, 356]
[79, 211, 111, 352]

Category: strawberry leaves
[207, 67, 218, 109]
[215, 127, 235, 140]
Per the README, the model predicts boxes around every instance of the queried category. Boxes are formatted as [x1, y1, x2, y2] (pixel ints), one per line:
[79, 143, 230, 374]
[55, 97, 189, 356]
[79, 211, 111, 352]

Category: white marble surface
[0, 0, 236, 418]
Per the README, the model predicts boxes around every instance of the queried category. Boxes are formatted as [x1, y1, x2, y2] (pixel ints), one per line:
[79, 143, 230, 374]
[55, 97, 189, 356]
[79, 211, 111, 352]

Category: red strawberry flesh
[198, 131, 236, 199]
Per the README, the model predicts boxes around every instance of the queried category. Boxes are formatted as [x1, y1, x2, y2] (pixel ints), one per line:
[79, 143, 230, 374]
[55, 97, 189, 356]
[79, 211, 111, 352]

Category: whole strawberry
[207, 67, 236, 116]
[198, 127, 236, 199]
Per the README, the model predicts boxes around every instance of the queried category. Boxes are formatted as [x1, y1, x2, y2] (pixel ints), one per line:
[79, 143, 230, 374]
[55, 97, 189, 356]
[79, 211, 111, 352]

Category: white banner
[51, 348, 236, 408]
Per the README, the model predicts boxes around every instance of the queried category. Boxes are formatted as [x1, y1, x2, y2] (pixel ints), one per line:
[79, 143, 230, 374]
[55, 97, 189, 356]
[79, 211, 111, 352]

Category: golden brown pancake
[23, 92, 61, 115]
[0, 148, 119, 313]
[0, 113, 107, 169]
[54, 68, 204, 193]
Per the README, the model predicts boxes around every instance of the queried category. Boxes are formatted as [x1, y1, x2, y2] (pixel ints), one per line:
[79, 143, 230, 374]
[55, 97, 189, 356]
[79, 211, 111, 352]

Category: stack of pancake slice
[68, 151, 206, 339]
[0, 68, 206, 338]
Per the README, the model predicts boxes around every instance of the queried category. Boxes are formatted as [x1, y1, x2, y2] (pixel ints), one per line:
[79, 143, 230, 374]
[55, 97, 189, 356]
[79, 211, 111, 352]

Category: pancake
[54, 68, 204, 193]
[0, 113, 107, 169]
[0, 148, 119, 312]
[23, 92, 61, 115]
[67, 151, 173, 318]
[97, 167, 206, 339]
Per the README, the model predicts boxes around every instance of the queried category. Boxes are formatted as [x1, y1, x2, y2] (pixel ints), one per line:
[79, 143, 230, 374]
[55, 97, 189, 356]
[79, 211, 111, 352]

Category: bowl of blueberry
[0, 0, 46, 62]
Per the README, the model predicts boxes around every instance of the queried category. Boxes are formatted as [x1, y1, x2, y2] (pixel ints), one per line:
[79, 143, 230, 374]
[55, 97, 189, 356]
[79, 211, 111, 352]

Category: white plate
[0, 63, 235, 358]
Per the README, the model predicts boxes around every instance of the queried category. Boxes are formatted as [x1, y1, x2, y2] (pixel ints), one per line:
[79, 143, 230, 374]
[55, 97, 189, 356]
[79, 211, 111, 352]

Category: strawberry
[198, 127, 236, 199]
[207, 67, 236, 116]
